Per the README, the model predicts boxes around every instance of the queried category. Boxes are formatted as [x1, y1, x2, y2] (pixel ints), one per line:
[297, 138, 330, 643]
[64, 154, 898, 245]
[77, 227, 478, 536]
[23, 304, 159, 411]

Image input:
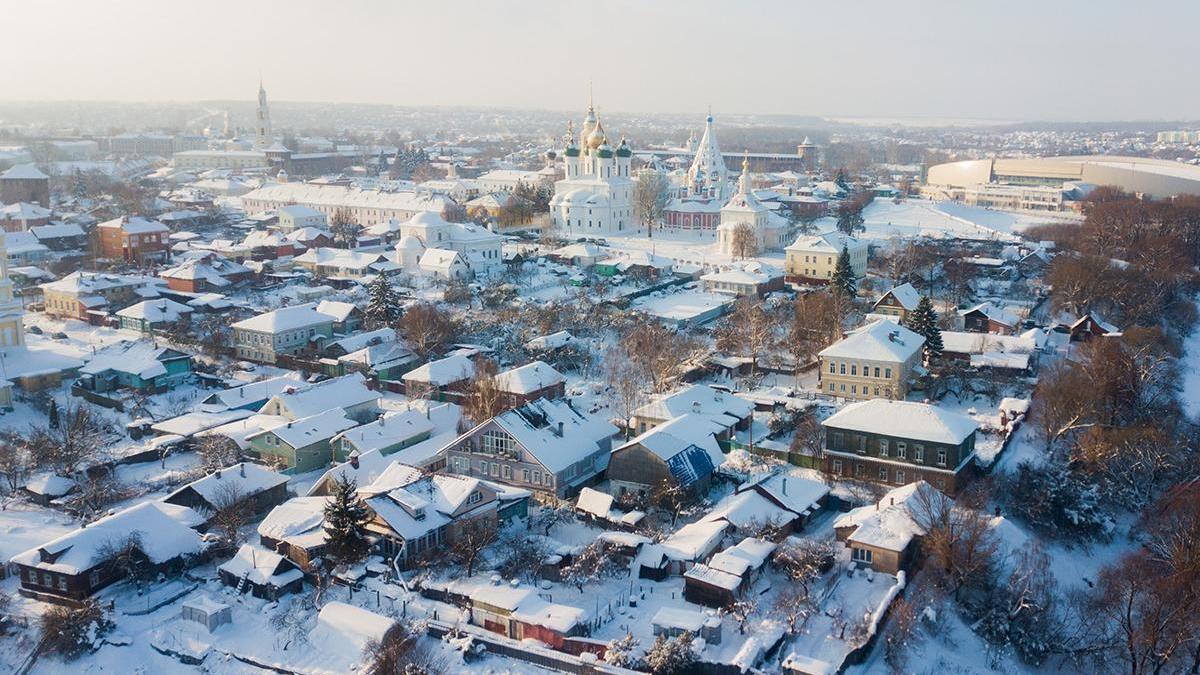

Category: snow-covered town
[0, 4, 1199, 675]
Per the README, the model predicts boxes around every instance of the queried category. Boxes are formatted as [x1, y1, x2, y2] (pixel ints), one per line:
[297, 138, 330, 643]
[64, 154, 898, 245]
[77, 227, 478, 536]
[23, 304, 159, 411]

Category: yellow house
[818, 320, 924, 400]
[872, 282, 922, 321]
[784, 231, 867, 283]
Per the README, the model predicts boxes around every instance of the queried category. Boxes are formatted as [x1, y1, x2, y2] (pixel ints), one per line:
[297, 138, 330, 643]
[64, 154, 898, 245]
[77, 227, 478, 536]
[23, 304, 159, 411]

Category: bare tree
[909, 487, 1000, 602]
[0, 430, 35, 495]
[397, 303, 458, 358]
[28, 401, 109, 476]
[633, 171, 672, 237]
[207, 481, 252, 553]
[364, 621, 445, 675]
[563, 540, 625, 592]
[193, 434, 242, 472]
[448, 516, 497, 577]
[729, 222, 759, 260]
[94, 532, 154, 591]
[604, 344, 647, 439]
[463, 358, 506, 424]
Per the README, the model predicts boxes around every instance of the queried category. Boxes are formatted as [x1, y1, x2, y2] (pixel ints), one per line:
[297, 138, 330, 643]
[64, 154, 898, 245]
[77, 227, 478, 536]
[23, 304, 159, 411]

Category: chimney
[350, 452, 360, 469]
[215, 469, 222, 479]
[890, 497, 895, 506]
[782, 478, 787, 495]
[287, 421, 293, 428]
[239, 463, 245, 478]
[557, 421, 564, 437]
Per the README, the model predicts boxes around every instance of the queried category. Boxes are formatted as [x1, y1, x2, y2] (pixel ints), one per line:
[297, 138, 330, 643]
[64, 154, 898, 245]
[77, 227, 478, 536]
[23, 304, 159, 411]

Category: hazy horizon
[5, 0, 1199, 123]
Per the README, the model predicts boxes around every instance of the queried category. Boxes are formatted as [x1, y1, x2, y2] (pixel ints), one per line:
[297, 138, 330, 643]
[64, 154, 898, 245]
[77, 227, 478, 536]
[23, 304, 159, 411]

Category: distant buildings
[242, 182, 454, 227]
[0, 164, 50, 207]
[41, 271, 162, 321]
[96, 216, 170, 265]
[231, 302, 341, 363]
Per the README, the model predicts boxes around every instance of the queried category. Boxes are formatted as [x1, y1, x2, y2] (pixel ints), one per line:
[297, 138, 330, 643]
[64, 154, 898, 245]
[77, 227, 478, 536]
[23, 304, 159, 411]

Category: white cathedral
[549, 99, 635, 234]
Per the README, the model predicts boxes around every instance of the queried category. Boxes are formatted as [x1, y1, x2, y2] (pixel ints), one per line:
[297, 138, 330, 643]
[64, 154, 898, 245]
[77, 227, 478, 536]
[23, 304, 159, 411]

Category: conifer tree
[365, 274, 402, 328]
[323, 475, 371, 565]
[48, 399, 60, 429]
[904, 295, 944, 363]
[831, 245, 857, 298]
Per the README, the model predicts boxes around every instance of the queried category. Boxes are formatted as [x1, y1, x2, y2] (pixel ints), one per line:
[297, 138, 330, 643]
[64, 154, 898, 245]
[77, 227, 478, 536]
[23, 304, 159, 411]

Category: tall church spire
[254, 80, 272, 150]
[687, 109, 730, 199]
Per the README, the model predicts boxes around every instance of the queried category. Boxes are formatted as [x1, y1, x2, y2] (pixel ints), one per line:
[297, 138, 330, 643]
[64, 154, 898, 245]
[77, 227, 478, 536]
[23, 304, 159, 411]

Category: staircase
[234, 569, 251, 595]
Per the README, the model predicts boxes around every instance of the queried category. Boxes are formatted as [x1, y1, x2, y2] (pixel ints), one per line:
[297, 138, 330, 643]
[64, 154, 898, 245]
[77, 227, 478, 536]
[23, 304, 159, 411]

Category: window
[831, 460, 843, 475]
[855, 463, 865, 477]
[832, 432, 843, 449]
[533, 471, 541, 485]
[896, 442, 907, 459]
[914, 445, 924, 463]
[850, 364, 857, 376]
[478, 460, 487, 473]
[885, 368, 893, 379]
[57, 575, 67, 592]
[874, 367, 880, 377]
[937, 449, 947, 467]
[467, 491, 482, 505]
[879, 466, 888, 481]
[839, 363, 846, 375]
[878, 439, 889, 456]
[481, 430, 516, 457]
[828, 383, 835, 392]
[490, 462, 499, 477]
[502, 465, 511, 479]
[852, 547, 872, 564]
[895, 470, 905, 484]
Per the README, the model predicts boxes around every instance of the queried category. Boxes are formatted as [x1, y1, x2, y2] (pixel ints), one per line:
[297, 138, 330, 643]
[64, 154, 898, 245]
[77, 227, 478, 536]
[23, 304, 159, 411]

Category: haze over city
[0, 3, 1199, 675]
[5, 1, 1200, 121]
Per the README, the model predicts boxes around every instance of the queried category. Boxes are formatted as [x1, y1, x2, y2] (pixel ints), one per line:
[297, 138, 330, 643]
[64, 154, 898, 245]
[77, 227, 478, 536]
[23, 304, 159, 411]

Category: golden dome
[586, 121, 607, 150]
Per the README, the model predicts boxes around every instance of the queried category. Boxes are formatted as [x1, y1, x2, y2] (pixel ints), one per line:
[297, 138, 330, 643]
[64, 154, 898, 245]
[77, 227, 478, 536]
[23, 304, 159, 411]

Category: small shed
[180, 594, 232, 632]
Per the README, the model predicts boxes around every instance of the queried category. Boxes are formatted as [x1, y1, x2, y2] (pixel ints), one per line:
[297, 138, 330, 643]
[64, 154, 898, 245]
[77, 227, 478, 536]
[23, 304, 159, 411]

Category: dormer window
[413, 506, 426, 520]
[467, 491, 482, 505]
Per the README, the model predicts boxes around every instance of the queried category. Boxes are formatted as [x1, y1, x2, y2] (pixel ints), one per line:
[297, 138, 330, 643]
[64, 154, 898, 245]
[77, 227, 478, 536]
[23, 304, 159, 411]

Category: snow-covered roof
[199, 374, 305, 412]
[115, 298, 193, 323]
[660, 520, 728, 561]
[198, 413, 289, 450]
[634, 384, 754, 427]
[488, 398, 617, 474]
[958, 301, 1019, 328]
[701, 261, 783, 287]
[822, 399, 977, 445]
[525, 330, 576, 352]
[150, 408, 256, 438]
[940, 330, 1037, 355]
[217, 544, 303, 587]
[2, 202, 51, 220]
[252, 408, 359, 448]
[402, 354, 474, 386]
[10, 501, 205, 575]
[834, 481, 939, 552]
[363, 468, 491, 540]
[737, 472, 829, 517]
[786, 230, 864, 254]
[41, 271, 160, 295]
[24, 473, 76, 498]
[326, 327, 397, 355]
[683, 562, 742, 591]
[278, 204, 324, 219]
[295, 247, 388, 272]
[617, 413, 724, 487]
[260, 373, 378, 420]
[1, 163, 48, 180]
[166, 462, 288, 507]
[315, 299, 357, 322]
[30, 222, 84, 239]
[308, 602, 395, 665]
[97, 215, 169, 234]
[307, 447, 394, 496]
[258, 496, 328, 547]
[494, 360, 565, 395]
[332, 409, 434, 454]
[576, 487, 615, 519]
[877, 282, 921, 311]
[651, 606, 709, 632]
[818, 319, 924, 363]
[80, 340, 188, 380]
[231, 302, 337, 333]
[707, 537, 776, 577]
[243, 183, 454, 215]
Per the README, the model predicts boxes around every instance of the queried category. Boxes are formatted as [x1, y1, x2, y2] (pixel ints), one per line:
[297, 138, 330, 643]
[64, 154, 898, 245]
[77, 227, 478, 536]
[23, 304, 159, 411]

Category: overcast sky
[4, 0, 1197, 121]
